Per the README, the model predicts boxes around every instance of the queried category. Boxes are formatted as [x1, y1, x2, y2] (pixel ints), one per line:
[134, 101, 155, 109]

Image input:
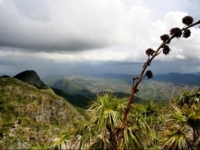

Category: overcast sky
[0, 0, 200, 78]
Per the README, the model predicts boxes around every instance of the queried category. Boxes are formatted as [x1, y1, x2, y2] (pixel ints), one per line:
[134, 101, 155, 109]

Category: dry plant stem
[117, 20, 200, 149]
[184, 20, 200, 30]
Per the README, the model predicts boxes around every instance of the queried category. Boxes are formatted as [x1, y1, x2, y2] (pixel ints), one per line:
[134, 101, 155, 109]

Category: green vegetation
[46, 76, 130, 95]
[51, 87, 93, 108]
[0, 77, 83, 149]
[45, 75, 198, 102]
[49, 90, 200, 149]
[47, 15, 200, 150]
[1, 76, 200, 149]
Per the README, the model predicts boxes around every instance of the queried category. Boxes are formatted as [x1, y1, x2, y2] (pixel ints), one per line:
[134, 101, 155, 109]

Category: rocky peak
[13, 70, 48, 89]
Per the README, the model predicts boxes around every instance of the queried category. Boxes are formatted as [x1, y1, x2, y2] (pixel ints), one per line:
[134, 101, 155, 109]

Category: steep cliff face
[0, 77, 83, 149]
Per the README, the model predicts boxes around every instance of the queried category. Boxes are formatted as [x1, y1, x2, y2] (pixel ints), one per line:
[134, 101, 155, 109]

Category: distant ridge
[14, 70, 48, 89]
[0, 75, 10, 78]
[91, 73, 200, 86]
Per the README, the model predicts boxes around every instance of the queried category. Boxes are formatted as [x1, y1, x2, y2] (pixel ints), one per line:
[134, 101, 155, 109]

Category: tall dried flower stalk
[117, 16, 200, 149]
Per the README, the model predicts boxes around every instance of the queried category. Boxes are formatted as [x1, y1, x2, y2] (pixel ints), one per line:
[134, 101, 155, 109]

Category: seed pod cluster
[170, 27, 182, 38]
[145, 70, 153, 79]
[182, 16, 193, 26]
[163, 45, 170, 55]
[143, 15, 196, 81]
[146, 48, 155, 56]
[160, 34, 170, 44]
[183, 29, 191, 38]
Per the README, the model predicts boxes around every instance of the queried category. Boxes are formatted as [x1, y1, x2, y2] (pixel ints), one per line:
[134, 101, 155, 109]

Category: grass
[0, 77, 83, 149]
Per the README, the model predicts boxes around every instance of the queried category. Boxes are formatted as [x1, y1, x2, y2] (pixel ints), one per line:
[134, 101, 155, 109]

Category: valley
[44, 73, 200, 103]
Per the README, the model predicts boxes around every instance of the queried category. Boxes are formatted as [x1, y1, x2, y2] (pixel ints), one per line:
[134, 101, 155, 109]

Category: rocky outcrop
[14, 70, 48, 89]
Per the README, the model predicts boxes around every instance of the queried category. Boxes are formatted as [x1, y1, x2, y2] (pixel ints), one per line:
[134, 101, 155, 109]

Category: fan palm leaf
[89, 133, 113, 150]
[48, 131, 71, 150]
[87, 93, 127, 130]
[163, 126, 189, 150]
[168, 104, 187, 125]
[122, 126, 144, 150]
[74, 120, 96, 148]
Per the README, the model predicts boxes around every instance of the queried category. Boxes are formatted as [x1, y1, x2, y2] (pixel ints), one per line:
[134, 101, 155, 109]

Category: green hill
[51, 87, 94, 108]
[52, 78, 86, 94]
[0, 77, 83, 149]
[44, 75, 198, 101]
[47, 76, 130, 94]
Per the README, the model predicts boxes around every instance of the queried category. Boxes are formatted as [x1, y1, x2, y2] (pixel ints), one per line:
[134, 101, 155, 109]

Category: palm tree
[162, 104, 189, 150]
[183, 104, 200, 144]
[121, 126, 143, 150]
[172, 89, 200, 144]
[48, 93, 144, 149]
[49, 93, 165, 149]
[75, 93, 145, 149]
[163, 102, 200, 149]
[128, 101, 162, 149]
[163, 126, 189, 150]
[173, 88, 200, 107]
[86, 93, 127, 149]
[87, 93, 126, 130]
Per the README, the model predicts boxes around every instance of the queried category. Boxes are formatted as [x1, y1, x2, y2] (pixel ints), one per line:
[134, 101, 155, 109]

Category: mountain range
[89, 72, 200, 86]
[43, 73, 200, 102]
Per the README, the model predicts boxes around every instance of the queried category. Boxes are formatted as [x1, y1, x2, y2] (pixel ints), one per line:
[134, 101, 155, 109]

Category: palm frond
[48, 131, 71, 150]
[87, 93, 126, 130]
[168, 104, 187, 125]
[89, 134, 113, 150]
[122, 126, 144, 150]
[163, 127, 189, 150]
[74, 120, 96, 148]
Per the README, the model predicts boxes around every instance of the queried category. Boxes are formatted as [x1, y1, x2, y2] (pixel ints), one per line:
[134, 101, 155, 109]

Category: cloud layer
[0, 0, 200, 76]
[0, 0, 133, 51]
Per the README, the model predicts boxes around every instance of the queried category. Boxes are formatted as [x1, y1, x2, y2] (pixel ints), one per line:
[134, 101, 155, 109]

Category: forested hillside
[44, 75, 198, 102]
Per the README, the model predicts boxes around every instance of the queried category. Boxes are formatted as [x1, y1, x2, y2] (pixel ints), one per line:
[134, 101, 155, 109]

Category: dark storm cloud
[0, 38, 107, 52]
[0, 0, 126, 52]
[1, 52, 199, 79]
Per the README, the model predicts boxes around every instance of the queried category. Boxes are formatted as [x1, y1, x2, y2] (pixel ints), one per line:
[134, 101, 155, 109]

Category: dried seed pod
[146, 48, 155, 56]
[182, 16, 193, 26]
[160, 34, 170, 44]
[145, 70, 153, 79]
[163, 45, 171, 55]
[183, 29, 191, 38]
[170, 27, 182, 38]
